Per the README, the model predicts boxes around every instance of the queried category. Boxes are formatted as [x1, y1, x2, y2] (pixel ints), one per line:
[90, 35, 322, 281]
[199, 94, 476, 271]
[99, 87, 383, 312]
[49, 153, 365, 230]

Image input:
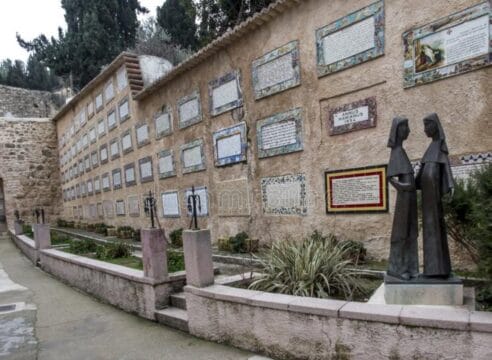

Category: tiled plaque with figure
[403, 2, 491, 87]
[316, 1, 384, 77]
[325, 165, 388, 213]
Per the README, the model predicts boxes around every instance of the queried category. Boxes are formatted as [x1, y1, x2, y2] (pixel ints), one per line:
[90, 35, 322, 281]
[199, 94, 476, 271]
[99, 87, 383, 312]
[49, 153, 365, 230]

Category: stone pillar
[183, 229, 214, 287]
[14, 221, 24, 235]
[141, 228, 168, 282]
[33, 224, 51, 250]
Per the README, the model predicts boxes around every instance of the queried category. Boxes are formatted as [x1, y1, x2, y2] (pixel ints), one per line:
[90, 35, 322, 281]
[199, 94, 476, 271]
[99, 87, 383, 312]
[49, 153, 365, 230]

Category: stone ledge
[16, 235, 36, 249]
[186, 284, 492, 332]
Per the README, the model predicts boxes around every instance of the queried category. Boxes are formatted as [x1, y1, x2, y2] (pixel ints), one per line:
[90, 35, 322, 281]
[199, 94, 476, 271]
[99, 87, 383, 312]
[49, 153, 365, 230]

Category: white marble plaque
[159, 154, 173, 174]
[155, 112, 171, 135]
[100, 147, 108, 161]
[136, 124, 149, 143]
[128, 196, 139, 216]
[257, 53, 294, 90]
[122, 133, 132, 151]
[183, 146, 202, 167]
[102, 175, 110, 189]
[140, 161, 152, 178]
[185, 187, 208, 216]
[97, 119, 105, 136]
[116, 200, 125, 215]
[119, 100, 129, 119]
[261, 120, 297, 150]
[107, 111, 116, 128]
[331, 174, 381, 206]
[110, 141, 119, 157]
[217, 133, 242, 159]
[117, 66, 128, 91]
[179, 99, 199, 123]
[333, 106, 369, 127]
[322, 16, 375, 65]
[212, 79, 239, 109]
[95, 93, 103, 110]
[125, 167, 135, 183]
[415, 15, 489, 73]
[162, 192, 180, 217]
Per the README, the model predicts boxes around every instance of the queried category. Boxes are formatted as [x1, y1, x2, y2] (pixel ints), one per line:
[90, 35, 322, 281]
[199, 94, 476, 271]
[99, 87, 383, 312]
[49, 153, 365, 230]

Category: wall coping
[0, 117, 52, 123]
[184, 284, 492, 333]
[15, 234, 36, 249]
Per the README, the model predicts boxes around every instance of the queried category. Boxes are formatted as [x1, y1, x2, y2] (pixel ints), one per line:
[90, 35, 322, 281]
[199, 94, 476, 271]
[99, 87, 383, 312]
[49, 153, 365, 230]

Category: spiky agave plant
[249, 234, 365, 299]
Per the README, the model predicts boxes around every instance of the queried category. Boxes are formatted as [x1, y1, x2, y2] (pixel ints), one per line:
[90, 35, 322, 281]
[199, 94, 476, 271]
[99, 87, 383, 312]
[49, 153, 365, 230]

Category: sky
[0, 0, 164, 63]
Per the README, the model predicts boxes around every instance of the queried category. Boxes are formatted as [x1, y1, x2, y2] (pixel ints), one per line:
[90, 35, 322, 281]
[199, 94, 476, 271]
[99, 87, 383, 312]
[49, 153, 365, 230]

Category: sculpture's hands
[450, 187, 455, 198]
[389, 177, 415, 192]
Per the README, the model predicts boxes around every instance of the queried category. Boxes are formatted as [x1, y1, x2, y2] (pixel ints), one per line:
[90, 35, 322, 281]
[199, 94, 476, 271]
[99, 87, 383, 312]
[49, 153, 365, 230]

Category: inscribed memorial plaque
[325, 165, 388, 213]
[119, 99, 130, 122]
[252, 41, 300, 100]
[117, 66, 128, 91]
[178, 91, 202, 129]
[116, 200, 125, 216]
[107, 110, 117, 130]
[316, 1, 384, 77]
[328, 97, 377, 135]
[184, 186, 208, 216]
[217, 178, 250, 217]
[403, 2, 491, 87]
[155, 107, 172, 138]
[121, 131, 133, 153]
[139, 157, 153, 182]
[97, 119, 106, 137]
[261, 174, 307, 216]
[104, 80, 114, 104]
[136, 123, 150, 146]
[95, 93, 103, 111]
[158, 149, 175, 178]
[124, 163, 136, 186]
[257, 108, 303, 158]
[162, 191, 180, 217]
[102, 174, 110, 191]
[213, 122, 247, 166]
[209, 70, 243, 116]
[181, 139, 206, 173]
[112, 169, 122, 189]
[103, 200, 114, 218]
[128, 195, 140, 216]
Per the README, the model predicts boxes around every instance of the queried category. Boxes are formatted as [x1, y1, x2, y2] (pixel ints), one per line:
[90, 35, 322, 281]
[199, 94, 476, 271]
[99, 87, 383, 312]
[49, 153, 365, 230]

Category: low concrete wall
[10, 230, 185, 319]
[185, 284, 492, 360]
[10, 232, 38, 264]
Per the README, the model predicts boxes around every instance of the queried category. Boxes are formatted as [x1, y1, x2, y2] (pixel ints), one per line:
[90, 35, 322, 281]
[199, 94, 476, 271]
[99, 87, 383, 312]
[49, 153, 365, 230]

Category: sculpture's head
[388, 116, 409, 148]
[423, 113, 443, 139]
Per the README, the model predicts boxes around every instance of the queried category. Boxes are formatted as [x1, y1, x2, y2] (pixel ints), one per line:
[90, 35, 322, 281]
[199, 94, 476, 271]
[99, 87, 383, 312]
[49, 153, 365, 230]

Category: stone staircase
[154, 292, 189, 332]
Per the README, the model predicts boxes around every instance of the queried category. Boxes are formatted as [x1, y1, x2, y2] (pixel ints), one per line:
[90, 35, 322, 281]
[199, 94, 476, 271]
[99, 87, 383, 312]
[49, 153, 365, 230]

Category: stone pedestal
[384, 275, 463, 305]
[14, 221, 24, 235]
[141, 228, 168, 282]
[183, 229, 214, 288]
[33, 224, 51, 250]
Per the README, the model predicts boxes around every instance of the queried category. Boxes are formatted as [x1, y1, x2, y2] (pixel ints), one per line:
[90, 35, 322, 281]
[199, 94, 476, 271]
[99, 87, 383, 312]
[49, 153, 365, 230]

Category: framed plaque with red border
[325, 165, 388, 214]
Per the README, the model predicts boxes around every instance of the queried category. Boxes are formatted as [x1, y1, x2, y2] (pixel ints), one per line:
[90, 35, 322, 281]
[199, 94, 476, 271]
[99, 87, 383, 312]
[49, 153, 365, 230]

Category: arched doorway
[0, 179, 6, 232]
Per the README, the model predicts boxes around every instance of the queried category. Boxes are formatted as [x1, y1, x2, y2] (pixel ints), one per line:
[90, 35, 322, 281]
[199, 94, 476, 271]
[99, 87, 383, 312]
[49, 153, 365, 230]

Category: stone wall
[0, 85, 62, 118]
[0, 118, 61, 228]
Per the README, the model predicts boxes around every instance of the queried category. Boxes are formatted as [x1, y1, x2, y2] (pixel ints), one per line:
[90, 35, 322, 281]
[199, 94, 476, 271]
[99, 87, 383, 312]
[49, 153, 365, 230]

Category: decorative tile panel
[261, 174, 307, 216]
[161, 191, 180, 218]
[316, 1, 384, 77]
[208, 70, 243, 116]
[139, 156, 154, 183]
[256, 108, 303, 158]
[124, 162, 137, 187]
[158, 149, 176, 179]
[212, 122, 247, 167]
[180, 139, 206, 174]
[327, 97, 377, 135]
[178, 90, 202, 129]
[403, 2, 491, 88]
[154, 106, 173, 138]
[252, 40, 301, 99]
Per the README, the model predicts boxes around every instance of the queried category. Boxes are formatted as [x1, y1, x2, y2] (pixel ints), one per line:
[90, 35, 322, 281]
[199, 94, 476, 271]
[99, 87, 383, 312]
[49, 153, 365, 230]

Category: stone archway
[0, 178, 6, 232]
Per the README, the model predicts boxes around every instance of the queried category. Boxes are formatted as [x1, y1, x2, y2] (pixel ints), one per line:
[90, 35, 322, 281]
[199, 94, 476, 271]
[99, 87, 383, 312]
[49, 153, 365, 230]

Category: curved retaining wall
[184, 284, 492, 360]
[10, 231, 185, 319]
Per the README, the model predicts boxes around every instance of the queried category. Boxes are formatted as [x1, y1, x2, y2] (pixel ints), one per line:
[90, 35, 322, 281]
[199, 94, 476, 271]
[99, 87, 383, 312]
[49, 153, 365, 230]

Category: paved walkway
[0, 234, 258, 360]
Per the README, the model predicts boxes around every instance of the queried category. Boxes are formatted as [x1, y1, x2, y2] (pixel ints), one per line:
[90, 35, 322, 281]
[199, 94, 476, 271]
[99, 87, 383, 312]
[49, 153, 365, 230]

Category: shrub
[22, 224, 33, 237]
[341, 240, 367, 265]
[169, 228, 183, 247]
[50, 231, 70, 245]
[249, 232, 365, 299]
[68, 239, 97, 254]
[56, 219, 67, 227]
[96, 241, 132, 260]
[229, 231, 249, 253]
[168, 251, 185, 272]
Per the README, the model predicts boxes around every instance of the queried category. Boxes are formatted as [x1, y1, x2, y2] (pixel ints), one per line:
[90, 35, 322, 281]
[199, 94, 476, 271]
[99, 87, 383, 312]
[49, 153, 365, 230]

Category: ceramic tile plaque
[91, 151, 98, 168]
[139, 156, 153, 183]
[97, 118, 106, 137]
[107, 109, 117, 131]
[325, 165, 388, 213]
[257, 108, 303, 158]
[217, 178, 250, 217]
[178, 90, 202, 129]
[155, 106, 173, 138]
[161, 191, 180, 217]
[95, 93, 103, 112]
[124, 163, 136, 186]
[104, 80, 114, 104]
[121, 130, 133, 153]
[261, 174, 307, 216]
[102, 173, 110, 191]
[316, 1, 384, 77]
[252, 40, 301, 99]
[136, 123, 150, 147]
[181, 139, 206, 173]
[89, 127, 96, 143]
[213, 122, 247, 167]
[112, 168, 122, 190]
[403, 2, 491, 88]
[94, 176, 101, 193]
[119, 98, 130, 122]
[328, 97, 377, 135]
[117, 66, 128, 91]
[184, 186, 208, 216]
[128, 195, 140, 217]
[100, 144, 108, 163]
[158, 149, 175, 178]
[110, 138, 120, 159]
[103, 200, 114, 218]
[209, 70, 243, 116]
[116, 200, 125, 216]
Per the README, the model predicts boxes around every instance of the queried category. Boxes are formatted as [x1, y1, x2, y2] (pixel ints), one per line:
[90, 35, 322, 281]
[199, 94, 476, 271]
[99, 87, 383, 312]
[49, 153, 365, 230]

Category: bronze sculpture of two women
[387, 113, 454, 280]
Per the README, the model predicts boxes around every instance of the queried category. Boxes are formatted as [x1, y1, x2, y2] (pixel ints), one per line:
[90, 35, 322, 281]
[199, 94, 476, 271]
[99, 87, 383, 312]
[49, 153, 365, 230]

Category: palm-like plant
[249, 233, 366, 299]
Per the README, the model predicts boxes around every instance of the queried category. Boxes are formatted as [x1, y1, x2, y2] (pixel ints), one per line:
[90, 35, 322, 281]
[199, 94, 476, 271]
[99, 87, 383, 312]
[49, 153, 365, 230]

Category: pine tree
[17, 0, 147, 90]
[157, 0, 198, 50]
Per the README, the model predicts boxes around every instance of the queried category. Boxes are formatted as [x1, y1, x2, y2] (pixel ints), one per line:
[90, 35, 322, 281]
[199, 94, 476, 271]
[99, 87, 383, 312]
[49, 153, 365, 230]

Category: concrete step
[155, 307, 189, 333]
[170, 292, 186, 310]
